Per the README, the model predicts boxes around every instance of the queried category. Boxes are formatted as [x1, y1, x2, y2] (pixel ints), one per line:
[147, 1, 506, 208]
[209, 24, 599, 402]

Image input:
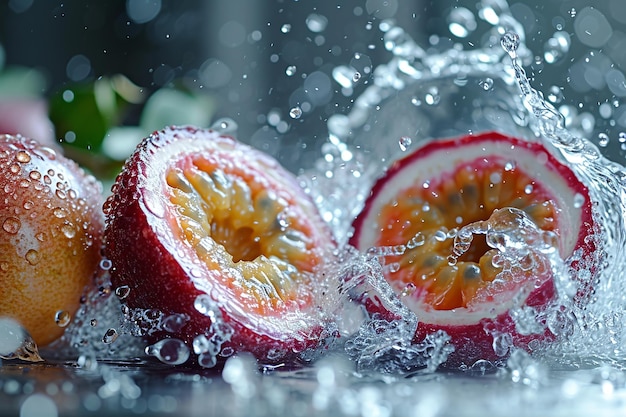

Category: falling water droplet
[145, 338, 190, 365]
[479, 78, 494, 91]
[598, 133, 610, 147]
[289, 106, 303, 119]
[102, 328, 119, 344]
[398, 136, 412, 151]
[501, 32, 520, 57]
[115, 285, 131, 300]
[285, 65, 297, 76]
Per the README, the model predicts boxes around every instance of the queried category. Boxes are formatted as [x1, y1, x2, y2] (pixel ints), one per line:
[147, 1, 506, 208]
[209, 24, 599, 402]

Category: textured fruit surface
[351, 131, 594, 365]
[0, 134, 104, 347]
[104, 126, 337, 366]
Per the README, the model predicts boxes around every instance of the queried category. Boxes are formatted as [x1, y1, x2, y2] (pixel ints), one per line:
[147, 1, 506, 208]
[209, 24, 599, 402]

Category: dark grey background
[1, 0, 625, 166]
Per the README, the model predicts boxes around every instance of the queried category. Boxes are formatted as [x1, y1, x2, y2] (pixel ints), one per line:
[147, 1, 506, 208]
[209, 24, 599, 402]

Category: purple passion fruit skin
[351, 131, 595, 367]
[104, 126, 339, 366]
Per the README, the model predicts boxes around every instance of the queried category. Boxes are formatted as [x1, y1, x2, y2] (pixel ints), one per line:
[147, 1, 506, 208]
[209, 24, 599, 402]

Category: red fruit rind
[351, 131, 594, 366]
[0, 134, 104, 347]
[104, 126, 337, 364]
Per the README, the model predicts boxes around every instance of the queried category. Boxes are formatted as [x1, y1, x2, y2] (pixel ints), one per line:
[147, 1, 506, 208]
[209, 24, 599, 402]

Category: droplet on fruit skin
[16, 151, 31, 164]
[25, 249, 40, 265]
[2, 217, 21, 234]
[55, 310, 71, 328]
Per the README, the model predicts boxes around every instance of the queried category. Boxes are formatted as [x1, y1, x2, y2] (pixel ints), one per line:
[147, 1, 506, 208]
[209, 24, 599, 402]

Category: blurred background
[0, 0, 625, 175]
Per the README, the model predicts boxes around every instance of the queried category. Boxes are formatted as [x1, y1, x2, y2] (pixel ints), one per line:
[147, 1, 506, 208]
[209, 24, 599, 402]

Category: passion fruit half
[351, 131, 594, 366]
[104, 126, 337, 366]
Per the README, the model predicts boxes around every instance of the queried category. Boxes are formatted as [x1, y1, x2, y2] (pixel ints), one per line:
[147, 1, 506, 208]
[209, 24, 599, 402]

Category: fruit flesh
[165, 154, 320, 314]
[375, 156, 558, 311]
[352, 132, 591, 323]
[0, 135, 103, 347]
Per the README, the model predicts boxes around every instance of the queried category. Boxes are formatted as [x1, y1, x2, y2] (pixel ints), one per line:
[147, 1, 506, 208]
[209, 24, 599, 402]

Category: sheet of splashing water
[3, 1, 626, 416]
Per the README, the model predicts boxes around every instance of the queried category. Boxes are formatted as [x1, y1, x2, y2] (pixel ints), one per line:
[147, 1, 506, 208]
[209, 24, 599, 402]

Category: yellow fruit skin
[0, 134, 103, 347]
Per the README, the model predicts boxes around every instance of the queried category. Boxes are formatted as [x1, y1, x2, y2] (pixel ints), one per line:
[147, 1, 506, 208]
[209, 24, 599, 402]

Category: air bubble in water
[145, 338, 190, 365]
[280, 23, 291, 33]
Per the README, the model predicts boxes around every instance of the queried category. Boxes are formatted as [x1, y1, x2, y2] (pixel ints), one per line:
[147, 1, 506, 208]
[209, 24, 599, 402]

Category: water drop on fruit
[399, 136, 412, 151]
[2, 217, 21, 234]
[61, 224, 76, 238]
[55, 310, 71, 328]
[25, 249, 40, 265]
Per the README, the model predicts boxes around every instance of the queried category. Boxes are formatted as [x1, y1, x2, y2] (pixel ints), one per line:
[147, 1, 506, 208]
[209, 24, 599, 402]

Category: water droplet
[352, 71, 362, 82]
[53, 207, 67, 218]
[305, 13, 328, 33]
[29, 170, 41, 180]
[289, 106, 302, 119]
[145, 338, 190, 365]
[479, 78, 494, 91]
[99, 259, 112, 270]
[285, 65, 296, 76]
[162, 314, 189, 333]
[102, 328, 119, 344]
[115, 285, 131, 300]
[492, 332, 513, 357]
[90, 319, 98, 327]
[598, 133, 610, 147]
[192, 334, 210, 354]
[501, 32, 520, 57]
[61, 224, 76, 238]
[524, 184, 533, 194]
[25, 249, 39, 265]
[2, 217, 21, 234]
[194, 294, 218, 318]
[398, 136, 412, 151]
[16, 151, 31, 163]
[573, 193, 585, 208]
[55, 310, 71, 328]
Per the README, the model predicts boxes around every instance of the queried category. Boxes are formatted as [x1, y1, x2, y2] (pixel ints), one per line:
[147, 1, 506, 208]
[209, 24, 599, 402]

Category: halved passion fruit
[104, 126, 337, 367]
[351, 131, 594, 366]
